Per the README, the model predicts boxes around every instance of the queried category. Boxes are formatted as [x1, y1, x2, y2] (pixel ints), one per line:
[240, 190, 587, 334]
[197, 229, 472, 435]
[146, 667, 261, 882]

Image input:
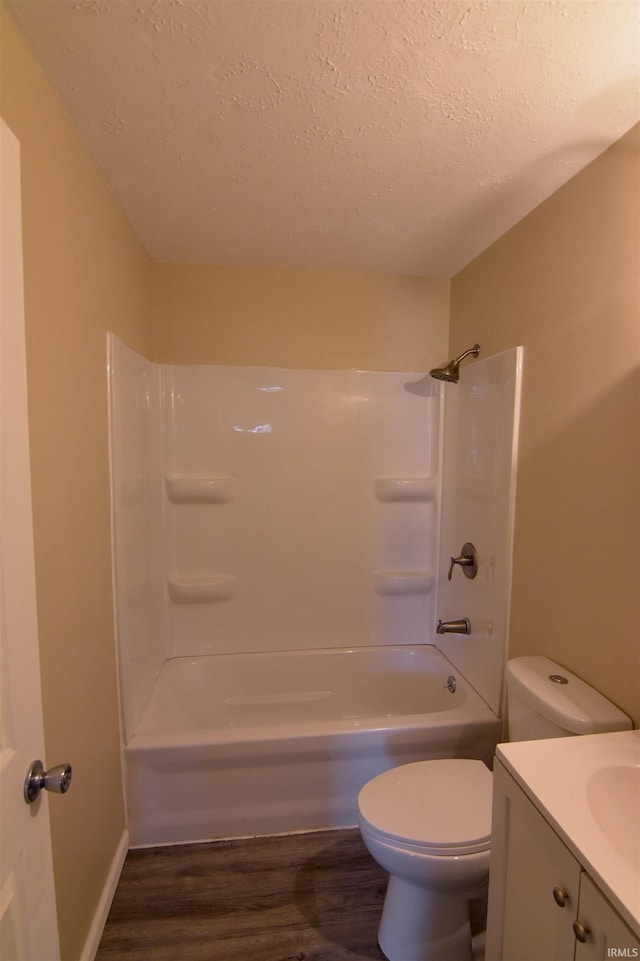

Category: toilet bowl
[359, 758, 492, 961]
[358, 657, 632, 961]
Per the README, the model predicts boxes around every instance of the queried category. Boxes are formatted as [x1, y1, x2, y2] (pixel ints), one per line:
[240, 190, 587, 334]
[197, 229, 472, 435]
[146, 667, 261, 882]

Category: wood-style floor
[96, 828, 389, 961]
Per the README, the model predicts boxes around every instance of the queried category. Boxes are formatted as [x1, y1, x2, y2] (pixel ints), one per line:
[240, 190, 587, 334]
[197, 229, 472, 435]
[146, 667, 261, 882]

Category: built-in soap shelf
[372, 570, 436, 596]
[167, 575, 236, 604]
[373, 476, 435, 503]
[165, 475, 236, 504]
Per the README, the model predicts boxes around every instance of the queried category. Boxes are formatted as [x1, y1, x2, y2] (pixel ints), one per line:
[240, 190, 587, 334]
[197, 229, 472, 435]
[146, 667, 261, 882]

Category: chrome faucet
[436, 618, 471, 635]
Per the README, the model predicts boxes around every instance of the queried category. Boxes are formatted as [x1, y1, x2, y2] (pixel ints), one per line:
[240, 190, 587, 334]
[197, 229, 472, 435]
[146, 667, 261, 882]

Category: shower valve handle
[447, 542, 478, 581]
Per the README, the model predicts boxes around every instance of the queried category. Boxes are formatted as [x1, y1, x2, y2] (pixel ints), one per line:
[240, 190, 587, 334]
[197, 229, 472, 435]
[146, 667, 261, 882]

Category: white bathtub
[125, 645, 502, 846]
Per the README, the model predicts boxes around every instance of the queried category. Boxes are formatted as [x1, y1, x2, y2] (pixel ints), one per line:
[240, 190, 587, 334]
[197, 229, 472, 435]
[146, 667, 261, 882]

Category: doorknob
[24, 759, 72, 804]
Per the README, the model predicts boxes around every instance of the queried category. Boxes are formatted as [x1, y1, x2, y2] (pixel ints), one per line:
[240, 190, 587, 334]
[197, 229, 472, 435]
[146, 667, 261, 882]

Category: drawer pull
[552, 887, 569, 908]
[573, 920, 590, 943]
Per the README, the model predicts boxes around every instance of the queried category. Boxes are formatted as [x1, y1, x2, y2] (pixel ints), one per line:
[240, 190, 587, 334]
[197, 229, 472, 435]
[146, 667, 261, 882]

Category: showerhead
[429, 344, 480, 384]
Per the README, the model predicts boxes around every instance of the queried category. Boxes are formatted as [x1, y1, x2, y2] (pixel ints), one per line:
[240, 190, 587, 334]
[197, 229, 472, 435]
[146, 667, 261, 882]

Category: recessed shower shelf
[165, 475, 237, 504]
[372, 570, 436, 596]
[167, 575, 236, 604]
[373, 476, 436, 503]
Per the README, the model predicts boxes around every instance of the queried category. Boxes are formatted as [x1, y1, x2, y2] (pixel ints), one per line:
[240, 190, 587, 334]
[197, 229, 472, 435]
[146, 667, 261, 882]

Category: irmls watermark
[607, 949, 639, 958]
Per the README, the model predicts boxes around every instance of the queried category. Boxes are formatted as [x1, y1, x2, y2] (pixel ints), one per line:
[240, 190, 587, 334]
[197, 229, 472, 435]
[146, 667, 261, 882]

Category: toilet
[358, 656, 632, 961]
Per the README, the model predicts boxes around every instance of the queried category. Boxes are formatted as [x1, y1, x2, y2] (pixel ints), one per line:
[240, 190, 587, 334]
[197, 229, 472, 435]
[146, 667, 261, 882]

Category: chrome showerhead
[429, 344, 480, 383]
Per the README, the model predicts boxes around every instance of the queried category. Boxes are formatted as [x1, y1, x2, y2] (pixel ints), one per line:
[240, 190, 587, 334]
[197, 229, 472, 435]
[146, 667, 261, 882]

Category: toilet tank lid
[506, 657, 632, 734]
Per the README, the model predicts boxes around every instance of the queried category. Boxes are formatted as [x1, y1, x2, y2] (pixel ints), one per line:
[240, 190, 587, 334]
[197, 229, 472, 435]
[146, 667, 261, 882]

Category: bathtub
[125, 645, 502, 846]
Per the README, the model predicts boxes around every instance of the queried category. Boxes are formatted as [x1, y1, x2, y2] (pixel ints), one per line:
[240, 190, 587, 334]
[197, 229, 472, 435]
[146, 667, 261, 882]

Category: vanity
[486, 729, 640, 960]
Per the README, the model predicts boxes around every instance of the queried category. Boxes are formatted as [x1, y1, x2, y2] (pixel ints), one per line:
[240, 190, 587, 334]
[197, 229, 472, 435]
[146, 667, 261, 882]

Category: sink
[587, 764, 640, 870]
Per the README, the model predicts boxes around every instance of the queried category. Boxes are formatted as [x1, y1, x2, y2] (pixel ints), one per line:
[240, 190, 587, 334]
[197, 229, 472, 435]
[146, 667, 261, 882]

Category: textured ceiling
[7, 0, 640, 276]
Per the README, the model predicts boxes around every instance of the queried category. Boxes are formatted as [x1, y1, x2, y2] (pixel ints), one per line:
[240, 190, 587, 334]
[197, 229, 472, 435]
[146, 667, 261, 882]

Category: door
[574, 873, 640, 960]
[487, 761, 580, 961]
[0, 119, 60, 959]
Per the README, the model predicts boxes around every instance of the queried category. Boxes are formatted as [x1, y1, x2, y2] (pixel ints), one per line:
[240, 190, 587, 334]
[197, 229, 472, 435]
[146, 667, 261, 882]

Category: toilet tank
[506, 656, 632, 741]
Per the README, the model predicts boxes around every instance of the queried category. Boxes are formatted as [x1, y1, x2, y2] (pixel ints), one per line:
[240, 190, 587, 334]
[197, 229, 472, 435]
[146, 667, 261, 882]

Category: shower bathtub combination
[125, 645, 500, 846]
[109, 337, 521, 847]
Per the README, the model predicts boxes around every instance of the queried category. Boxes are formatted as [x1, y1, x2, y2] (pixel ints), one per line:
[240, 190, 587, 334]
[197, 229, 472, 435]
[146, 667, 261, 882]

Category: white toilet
[358, 656, 632, 961]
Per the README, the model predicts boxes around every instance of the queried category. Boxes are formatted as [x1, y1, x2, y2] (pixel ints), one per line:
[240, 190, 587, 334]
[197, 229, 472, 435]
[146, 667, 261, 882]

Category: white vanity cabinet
[486, 757, 640, 961]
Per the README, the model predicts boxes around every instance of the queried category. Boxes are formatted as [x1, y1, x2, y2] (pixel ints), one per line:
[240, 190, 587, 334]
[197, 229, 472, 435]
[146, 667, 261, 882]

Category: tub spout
[436, 618, 471, 635]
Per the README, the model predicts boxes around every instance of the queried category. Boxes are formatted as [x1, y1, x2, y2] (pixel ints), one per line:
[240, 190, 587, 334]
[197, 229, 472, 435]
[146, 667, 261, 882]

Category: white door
[0, 119, 60, 960]
[574, 873, 640, 961]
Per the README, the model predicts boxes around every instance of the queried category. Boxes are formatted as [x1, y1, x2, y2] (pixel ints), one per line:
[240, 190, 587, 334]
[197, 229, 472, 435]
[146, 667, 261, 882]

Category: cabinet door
[487, 760, 581, 960]
[574, 873, 640, 960]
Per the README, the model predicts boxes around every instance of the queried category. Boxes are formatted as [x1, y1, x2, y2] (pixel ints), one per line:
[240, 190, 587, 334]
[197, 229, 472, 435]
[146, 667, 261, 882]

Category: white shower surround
[108, 336, 442, 743]
[109, 337, 522, 846]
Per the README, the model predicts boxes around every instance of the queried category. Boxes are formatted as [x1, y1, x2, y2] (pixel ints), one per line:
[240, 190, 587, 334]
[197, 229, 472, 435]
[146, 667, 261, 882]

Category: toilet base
[378, 875, 473, 961]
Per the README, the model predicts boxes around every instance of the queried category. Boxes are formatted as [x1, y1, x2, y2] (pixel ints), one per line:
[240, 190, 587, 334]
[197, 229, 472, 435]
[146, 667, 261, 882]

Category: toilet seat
[358, 759, 493, 857]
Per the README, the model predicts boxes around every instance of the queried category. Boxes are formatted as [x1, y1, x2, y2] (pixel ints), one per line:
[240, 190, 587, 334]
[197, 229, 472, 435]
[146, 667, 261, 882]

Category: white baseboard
[79, 828, 129, 961]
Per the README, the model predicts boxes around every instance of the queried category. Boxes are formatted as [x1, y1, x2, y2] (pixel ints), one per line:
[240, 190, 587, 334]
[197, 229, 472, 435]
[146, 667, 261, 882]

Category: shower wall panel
[163, 365, 441, 657]
[108, 335, 165, 741]
[435, 346, 522, 716]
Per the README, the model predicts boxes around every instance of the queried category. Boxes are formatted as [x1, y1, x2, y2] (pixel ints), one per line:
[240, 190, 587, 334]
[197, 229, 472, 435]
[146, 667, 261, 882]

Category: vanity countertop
[496, 729, 640, 935]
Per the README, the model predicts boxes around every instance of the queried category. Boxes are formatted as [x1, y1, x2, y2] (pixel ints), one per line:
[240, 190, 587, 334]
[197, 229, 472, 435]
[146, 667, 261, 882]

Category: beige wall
[1, 6, 152, 959]
[451, 123, 640, 726]
[151, 263, 449, 371]
[3, 0, 637, 949]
